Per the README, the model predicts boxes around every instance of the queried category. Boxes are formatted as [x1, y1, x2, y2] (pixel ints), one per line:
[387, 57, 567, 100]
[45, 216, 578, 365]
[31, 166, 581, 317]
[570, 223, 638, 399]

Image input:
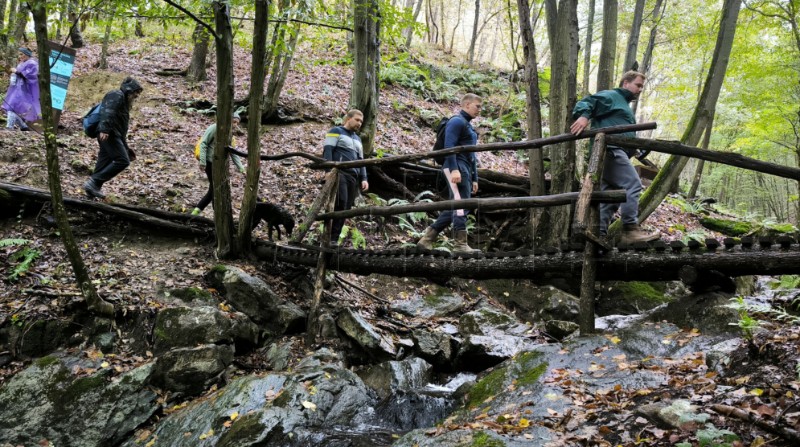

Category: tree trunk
[633, 0, 665, 115]
[544, 0, 557, 54]
[426, 0, 438, 43]
[467, 0, 480, 65]
[6, 0, 18, 65]
[404, 0, 424, 48]
[186, 22, 210, 83]
[13, 1, 27, 44]
[687, 116, 714, 199]
[542, 0, 578, 246]
[439, 0, 447, 49]
[596, 0, 617, 90]
[238, 0, 269, 256]
[263, 26, 300, 120]
[581, 0, 595, 97]
[212, 1, 237, 258]
[518, 0, 545, 245]
[635, 0, 741, 227]
[135, 18, 144, 37]
[622, 0, 646, 73]
[30, 0, 113, 316]
[67, 0, 84, 48]
[350, 0, 380, 156]
[98, 13, 113, 70]
[0, 0, 7, 37]
[449, 0, 463, 52]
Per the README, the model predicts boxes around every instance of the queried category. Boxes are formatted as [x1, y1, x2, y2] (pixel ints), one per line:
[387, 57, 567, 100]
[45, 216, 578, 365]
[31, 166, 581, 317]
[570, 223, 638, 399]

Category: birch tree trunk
[636, 0, 741, 225]
[31, 0, 114, 316]
[596, 0, 617, 90]
[238, 0, 269, 255]
[622, 0, 646, 72]
[633, 0, 665, 115]
[351, 0, 380, 156]
[212, 0, 237, 258]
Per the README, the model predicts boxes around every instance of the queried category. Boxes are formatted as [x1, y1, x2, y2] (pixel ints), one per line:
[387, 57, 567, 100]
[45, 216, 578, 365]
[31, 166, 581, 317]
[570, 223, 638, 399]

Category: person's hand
[450, 170, 462, 184]
[570, 116, 590, 135]
[472, 181, 478, 194]
[98, 133, 109, 142]
[361, 181, 369, 192]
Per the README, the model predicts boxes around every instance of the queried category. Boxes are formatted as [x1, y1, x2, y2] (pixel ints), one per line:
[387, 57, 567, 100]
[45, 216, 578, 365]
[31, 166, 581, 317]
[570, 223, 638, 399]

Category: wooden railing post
[291, 169, 339, 244]
[576, 133, 607, 335]
[307, 171, 339, 344]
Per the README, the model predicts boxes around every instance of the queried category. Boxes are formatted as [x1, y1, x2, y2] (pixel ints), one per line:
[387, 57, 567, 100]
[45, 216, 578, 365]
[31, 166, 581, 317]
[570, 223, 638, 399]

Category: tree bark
[67, 0, 84, 48]
[98, 12, 112, 70]
[687, 116, 714, 199]
[449, 0, 463, 52]
[263, 25, 300, 120]
[291, 170, 340, 244]
[404, 0, 424, 48]
[350, 0, 380, 156]
[13, 0, 27, 45]
[634, 0, 665, 115]
[212, 1, 237, 258]
[622, 0, 646, 73]
[30, 0, 113, 316]
[467, 0, 480, 65]
[581, 0, 595, 97]
[186, 21, 211, 83]
[635, 0, 741, 227]
[238, 0, 269, 256]
[5, 0, 18, 65]
[596, 0, 617, 91]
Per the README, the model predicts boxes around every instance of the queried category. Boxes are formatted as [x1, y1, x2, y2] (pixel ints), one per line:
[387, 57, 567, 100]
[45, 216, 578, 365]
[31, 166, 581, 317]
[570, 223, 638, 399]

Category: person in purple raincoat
[3, 48, 40, 131]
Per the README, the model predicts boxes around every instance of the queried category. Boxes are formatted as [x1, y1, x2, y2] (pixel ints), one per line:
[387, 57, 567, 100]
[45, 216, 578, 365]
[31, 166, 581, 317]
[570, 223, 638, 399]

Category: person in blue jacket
[417, 94, 482, 253]
[570, 70, 659, 244]
[323, 109, 369, 245]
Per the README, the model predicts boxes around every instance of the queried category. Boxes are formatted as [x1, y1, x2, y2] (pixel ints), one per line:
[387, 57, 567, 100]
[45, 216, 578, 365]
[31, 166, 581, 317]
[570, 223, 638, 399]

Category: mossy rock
[699, 217, 753, 236]
[597, 281, 671, 316]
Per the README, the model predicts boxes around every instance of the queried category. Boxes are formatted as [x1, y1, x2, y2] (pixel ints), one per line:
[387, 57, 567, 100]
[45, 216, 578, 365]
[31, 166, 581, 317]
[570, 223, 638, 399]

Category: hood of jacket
[120, 77, 143, 96]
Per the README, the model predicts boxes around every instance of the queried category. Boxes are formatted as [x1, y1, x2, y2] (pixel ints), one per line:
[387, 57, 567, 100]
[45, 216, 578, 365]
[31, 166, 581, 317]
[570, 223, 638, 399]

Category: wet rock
[395, 428, 542, 447]
[150, 344, 234, 397]
[484, 280, 579, 323]
[264, 340, 294, 371]
[705, 338, 741, 375]
[597, 281, 673, 316]
[636, 400, 702, 429]
[336, 308, 396, 361]
[205, 265, 282, 324]
[544, 320, 579, 340]
[390, 291, 465, 319]
[274, 302, 306, 335]
[459, 305, 528, 336]
[412, 328, 458, 369]
[0, 355, 157, 447]
[647, 291, 740, 333]
[358, 357, 433, 399]
[153, 306, 258, 354]
[456, 305, 535, 371]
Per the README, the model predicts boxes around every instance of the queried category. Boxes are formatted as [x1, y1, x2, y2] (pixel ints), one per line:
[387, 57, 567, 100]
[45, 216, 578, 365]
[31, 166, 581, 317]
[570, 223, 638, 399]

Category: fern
[349, 227, 367, 249]
[0, 238, 30, 248]
[8, 246, 40, 281]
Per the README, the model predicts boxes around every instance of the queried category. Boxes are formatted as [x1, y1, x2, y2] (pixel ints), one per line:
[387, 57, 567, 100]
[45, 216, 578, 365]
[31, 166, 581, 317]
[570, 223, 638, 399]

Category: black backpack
[432, 117, 451, 165]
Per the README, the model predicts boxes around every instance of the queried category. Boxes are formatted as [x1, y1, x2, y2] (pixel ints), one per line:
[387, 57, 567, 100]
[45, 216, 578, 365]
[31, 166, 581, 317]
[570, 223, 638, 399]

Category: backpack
[82, 103, 102, 138]
[194, 135, 236, 160]
[431, 117, 451, 165]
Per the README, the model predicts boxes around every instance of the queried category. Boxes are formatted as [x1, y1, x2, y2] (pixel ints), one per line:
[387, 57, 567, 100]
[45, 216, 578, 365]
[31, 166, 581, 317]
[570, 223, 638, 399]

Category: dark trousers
[91, 136, 130, 187]
[431, 165, 472, 234]
[330, 173, 358, 242]
[196, 163, 214, 211]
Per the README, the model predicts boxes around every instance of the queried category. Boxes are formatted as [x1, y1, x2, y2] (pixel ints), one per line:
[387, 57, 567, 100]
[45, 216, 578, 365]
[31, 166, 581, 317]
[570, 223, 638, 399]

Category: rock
[263, 340, 294, 371]
[70, 158, 92, 174]
[596, 281, 672, 316]
[390, 291, 465, 319]
[459, 305, 528, 336]
[150, 344, 234, 397]
[204, 265, 282, 324]
[484, 280, 580, 323]
[0, 355, 157, 447]
[162, 286, 216, 306]
[456, 333, 536, 372]
[705, 338, 741, 375]
[153, 306, 258, 354]
[359, 357, 433, 399]
[274, 303, 306, 335]
[544, 320, 579, 340]
[647, 291, 740, 334]
[336, 308, 396, 361]
[412, 328, 458, 369]
[1, 317, 76, 359]
[636, 400, 703, 429]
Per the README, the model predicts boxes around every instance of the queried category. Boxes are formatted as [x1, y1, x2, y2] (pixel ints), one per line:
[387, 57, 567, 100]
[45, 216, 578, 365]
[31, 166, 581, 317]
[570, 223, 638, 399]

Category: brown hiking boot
[416, 227, 440, 250]
[453, 230, 481, 254]
[620, 224, 660, 244]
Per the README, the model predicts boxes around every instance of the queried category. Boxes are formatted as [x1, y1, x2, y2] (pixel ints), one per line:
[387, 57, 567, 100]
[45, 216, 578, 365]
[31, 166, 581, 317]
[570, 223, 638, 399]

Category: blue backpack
[83, 103, 102, 138]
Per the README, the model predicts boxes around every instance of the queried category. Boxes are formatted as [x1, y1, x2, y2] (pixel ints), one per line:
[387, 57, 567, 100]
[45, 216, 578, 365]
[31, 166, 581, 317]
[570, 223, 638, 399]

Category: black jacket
[97, 77, 142, 143]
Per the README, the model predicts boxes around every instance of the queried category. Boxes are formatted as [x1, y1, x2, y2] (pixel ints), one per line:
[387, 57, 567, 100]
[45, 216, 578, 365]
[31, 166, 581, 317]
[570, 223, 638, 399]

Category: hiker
[322, 109, 369, 245]
[3, 48, 40, 131]
[416, 93, 482, 254]
[190, 114, 246, 215]
[83, 77, 143, 199]
[570, 70, 659, 244]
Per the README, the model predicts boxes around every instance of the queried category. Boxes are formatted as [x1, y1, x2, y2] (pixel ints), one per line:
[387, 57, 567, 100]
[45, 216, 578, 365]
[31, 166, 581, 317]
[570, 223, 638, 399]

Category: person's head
[120, 77, 144, 104]
[18, 48, 32, 61]
[343, 109, 363, 131]
[619, 71, 646, 97]
[232, 113, 241, 126]
[461, 93, 482, 118]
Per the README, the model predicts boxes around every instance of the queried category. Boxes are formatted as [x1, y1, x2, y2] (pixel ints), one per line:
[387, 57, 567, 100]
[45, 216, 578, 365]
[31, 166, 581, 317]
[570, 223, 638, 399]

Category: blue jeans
[6, 111, 27, 129]
[91, 136, 130, 188]
[431, 164, 472, 234]
[600, 148, 642, 234]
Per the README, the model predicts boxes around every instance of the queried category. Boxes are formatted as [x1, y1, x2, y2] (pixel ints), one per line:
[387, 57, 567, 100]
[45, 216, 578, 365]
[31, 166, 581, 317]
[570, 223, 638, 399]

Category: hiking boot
[416, 227, 440, 250]
[620, 224, 660, 245]
[83, 179, 105, 199]
[453, 230, 481, 254]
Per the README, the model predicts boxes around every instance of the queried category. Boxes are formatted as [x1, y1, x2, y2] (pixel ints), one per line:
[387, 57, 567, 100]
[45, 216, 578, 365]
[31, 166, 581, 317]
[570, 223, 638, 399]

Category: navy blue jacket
[443, 110, 479, 182]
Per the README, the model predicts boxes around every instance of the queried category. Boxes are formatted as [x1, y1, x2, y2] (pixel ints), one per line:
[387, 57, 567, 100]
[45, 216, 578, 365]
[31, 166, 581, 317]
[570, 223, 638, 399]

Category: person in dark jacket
[83, 77, 143, 199]
[570, 70, 659, 244]
[417, 93, 482, 254]
[322, 109, 369, 245]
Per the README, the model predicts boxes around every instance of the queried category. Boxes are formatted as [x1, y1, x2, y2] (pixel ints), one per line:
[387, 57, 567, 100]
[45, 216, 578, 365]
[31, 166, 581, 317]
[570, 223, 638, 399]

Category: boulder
[412, 328, 458, 369]
[336, 308, 396, 361]
[205, 265, 282, 324]
[596, 281, 672, 316]
[483, 280, 580, 323]
[544, 320, 579, 340]
[150, 344, 234, 397]
[153, 306, 258, 354]
[390, 291, 466, 319]
[358, 357, 433, 399]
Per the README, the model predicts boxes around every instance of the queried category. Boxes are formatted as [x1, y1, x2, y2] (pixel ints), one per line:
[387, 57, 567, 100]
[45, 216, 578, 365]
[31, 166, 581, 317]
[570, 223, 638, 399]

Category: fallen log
[0, 181, 213, 237]
[711, 404, 800, 444]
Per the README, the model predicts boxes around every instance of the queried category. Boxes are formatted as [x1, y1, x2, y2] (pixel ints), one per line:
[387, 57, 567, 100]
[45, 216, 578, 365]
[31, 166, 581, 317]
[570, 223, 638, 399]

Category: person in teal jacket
[191, 114, 245, 215]
[570, 70, 659, 244]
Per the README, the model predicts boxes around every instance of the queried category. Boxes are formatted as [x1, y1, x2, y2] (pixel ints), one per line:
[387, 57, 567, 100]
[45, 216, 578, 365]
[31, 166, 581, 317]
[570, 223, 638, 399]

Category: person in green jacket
[570, 70, 659, 245]
[191, 114, 245, 215]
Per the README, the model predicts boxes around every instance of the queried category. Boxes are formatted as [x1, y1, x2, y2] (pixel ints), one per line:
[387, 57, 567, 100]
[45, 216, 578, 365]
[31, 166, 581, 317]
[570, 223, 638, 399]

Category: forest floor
[1, 36, 799, 446]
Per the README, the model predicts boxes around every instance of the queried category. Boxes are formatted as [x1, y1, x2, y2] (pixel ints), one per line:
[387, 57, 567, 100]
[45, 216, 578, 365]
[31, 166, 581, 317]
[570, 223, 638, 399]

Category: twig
[333, 274, 390, 304]
[711, 404, 800, 443]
